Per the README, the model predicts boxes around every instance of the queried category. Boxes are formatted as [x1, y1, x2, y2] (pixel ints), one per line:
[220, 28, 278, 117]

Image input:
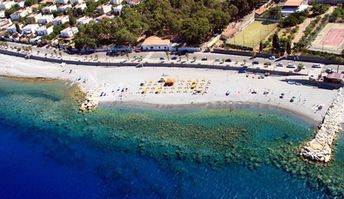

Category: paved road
[2, 41, 343, 75]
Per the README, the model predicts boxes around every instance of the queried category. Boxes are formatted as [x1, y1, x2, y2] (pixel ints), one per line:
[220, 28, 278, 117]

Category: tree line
[75, 0, 263, 49]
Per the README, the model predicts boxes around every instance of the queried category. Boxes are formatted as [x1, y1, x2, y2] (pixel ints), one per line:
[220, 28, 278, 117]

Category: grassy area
[227, 21, 277, 48]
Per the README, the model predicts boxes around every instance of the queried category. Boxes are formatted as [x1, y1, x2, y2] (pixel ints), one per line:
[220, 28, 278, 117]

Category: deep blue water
[0, 120, 327, 199]
[0, 78, 341, 198]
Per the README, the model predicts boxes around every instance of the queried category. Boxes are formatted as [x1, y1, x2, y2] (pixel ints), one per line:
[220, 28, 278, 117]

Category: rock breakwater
[300, 88, 344, 163]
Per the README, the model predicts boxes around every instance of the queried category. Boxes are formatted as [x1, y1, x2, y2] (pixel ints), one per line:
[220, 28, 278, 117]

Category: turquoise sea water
[0, 78, 343, 198]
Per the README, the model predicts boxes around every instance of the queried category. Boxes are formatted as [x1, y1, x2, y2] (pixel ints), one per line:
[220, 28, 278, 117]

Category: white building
[0, 18, 12, 30]
[60, 26, 78, 38]
[113, 5, 123, 15]
[0, 1, 15, 10]
[95, 14, 114, 22]
[7, 24, 18, 34]
[112, 0, 123, 5]
[70, 0, 84, 4]
[76, 16, 93, 25]
[10, 8, 32, 20]
[42, 5, 57, 13]
[36, 25, 53, 36]
[141, 36, 171, 51]
[0, 10, 5, 18]
[97, 4, 112, 14]
[74, 3, 87, 10]
[58, 4, 72, 12]
[52, 15, 69, 26]
[22, 24, 39, 35]
[29, 13, 42, 23]
[281, 0, 308, 17]
[37, 14, 54, 24]
[16, 1, 25, 8]
[56, 0, 70, 4]
[126, 0, 140, 6]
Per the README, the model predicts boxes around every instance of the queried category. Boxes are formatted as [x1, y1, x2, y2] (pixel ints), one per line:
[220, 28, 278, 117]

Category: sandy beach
[0, 53, 339, 123]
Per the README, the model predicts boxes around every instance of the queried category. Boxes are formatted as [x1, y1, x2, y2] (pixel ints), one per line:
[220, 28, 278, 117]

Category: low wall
[212, 49, 343, 65]
[255, 17, 280, 23]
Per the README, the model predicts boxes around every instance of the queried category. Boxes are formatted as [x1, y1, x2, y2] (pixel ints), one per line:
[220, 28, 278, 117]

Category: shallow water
[0, 78, 343, 198]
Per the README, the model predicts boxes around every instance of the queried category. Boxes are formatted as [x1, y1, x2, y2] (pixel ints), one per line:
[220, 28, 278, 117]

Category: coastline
[0, 53, 339, 123]
[102, 100, 319, 126]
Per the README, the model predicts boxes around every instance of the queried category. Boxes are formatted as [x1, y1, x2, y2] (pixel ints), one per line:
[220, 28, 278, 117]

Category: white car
[312, 63, 323, 68]
[269, 56, 276, 60]
[287, 63, 296, 68]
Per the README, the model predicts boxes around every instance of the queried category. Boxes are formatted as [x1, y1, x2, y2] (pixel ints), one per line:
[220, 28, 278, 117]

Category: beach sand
[0, 53, 338, 123]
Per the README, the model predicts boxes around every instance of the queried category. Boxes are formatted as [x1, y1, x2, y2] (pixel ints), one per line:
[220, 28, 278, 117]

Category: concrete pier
[300, 88, 344, 163]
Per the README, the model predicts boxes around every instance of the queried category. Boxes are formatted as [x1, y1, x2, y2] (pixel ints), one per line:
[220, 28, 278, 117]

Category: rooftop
[284, 0, 304, 7]
[142, 36, 170, 46]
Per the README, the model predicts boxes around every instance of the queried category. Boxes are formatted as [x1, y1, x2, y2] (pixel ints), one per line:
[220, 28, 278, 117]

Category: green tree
[268, 7, 282, 19]
[24, 0, 35, 7]
[180, 17, 212, 44]
[5, 5, 20, 18]
[272, 33, 280, 54]
[74, 35, 96, 50]
[114, 28, 137, 46]
[286, 40, 292, 55]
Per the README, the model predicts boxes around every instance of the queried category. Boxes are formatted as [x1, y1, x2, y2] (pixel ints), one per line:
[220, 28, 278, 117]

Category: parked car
[225, 58, 232, 62]
[269, 56, 276, 60]
[201, 57, 208, 61]
[287, 63, 296, 68]
[276, 63, 283, 67]
[160, 57, 165, 61]
[252, 61, 259, 65]
[325, 68, 334, 74]
[171, 56, 177, 60]
[215, 58, 220, 62]
[312, 63, 323, 68]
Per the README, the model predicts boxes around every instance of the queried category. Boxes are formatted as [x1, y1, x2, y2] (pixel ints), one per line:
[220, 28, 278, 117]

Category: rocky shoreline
[300, 88, 344, 163]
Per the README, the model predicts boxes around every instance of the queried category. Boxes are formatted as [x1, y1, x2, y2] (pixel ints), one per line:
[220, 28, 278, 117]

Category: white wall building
[74, 3, 87, 10]
[0, 1, 15, 10]
[42, 5, 57, 13]
[112, 0, 123, 5]
[22, 24, 39, 35]
[126, 0, 140, 6]
[36, 25, 53, 36]
[0, 18, 12, 30]
[56, 0, 70, 4]
[58, 4, 72, 12]
[113, 5, 123, 15]
[0, 10, 5, 18]
[70, 0, 84, 4]
[141, 36, 171, 51]
[16, 1, 25, 8]
[76, 16, 93, 25]
[37, 14, 54, 24]
[53, 15, 69, 26]
[60, 27, 78, 38]
[97, 4, 112, 14]
[7, 24, 18, 34]
[10, 8, 32, 20]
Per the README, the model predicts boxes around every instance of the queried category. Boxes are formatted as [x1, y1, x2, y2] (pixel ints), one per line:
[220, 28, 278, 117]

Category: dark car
[171, 56, 177, 60]
[252, 61, 259, 65]
[225, 58, 232, 62]
[201, 57, 208, 61]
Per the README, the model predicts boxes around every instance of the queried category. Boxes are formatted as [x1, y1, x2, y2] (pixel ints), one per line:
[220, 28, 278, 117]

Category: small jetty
[300, 88, 344, 163]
